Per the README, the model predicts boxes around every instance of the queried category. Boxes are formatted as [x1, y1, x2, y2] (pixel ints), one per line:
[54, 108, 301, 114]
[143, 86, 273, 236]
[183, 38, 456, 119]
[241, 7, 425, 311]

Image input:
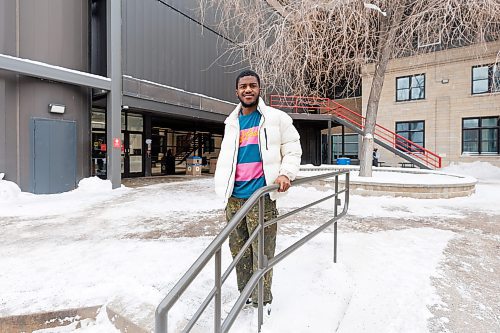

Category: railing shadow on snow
[155, 170, 350, 333]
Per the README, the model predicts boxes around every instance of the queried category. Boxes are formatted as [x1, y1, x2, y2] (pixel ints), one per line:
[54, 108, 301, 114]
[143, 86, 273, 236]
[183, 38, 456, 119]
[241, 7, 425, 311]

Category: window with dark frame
[395, 120, 425, 152]
[472, 64, 500, 94]
[333, 134, 359, 158]
[462, 116, 499, 155]
[321, 133, 360, 161]
[396, 74, 425, 102]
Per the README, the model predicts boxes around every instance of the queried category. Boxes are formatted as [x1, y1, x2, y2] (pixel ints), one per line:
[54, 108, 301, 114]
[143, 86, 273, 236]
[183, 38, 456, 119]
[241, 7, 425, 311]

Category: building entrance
[122, 131, 143, 177]
[121, 112, 144, 178]
[150, 120, 222, 176]
[91, 109, 224, 179]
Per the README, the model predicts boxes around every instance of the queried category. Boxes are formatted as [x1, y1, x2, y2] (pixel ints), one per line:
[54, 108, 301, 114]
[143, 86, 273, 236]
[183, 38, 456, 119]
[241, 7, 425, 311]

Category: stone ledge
[0, 305, 150, 333]
[300, 165, 477, 199]
[0, 306, 101, 333]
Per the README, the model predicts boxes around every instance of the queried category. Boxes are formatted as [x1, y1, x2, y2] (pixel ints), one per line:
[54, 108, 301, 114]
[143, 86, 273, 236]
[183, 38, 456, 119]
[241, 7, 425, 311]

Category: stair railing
[175, 134, 203, 165]
[155, 170, 350, 333]
[270, 95, 442, 168]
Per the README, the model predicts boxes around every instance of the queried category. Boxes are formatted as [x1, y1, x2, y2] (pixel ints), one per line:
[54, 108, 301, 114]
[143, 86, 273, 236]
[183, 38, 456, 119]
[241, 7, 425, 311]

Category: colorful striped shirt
[232, 110, 265, 198]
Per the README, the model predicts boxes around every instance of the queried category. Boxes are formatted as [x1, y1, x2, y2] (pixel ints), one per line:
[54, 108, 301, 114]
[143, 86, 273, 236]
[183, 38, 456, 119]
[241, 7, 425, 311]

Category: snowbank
[0, 173, 22, 201]
[442, 161, 500, 182]
[0, 177, 129, 218]
[76, 177, 113, 192]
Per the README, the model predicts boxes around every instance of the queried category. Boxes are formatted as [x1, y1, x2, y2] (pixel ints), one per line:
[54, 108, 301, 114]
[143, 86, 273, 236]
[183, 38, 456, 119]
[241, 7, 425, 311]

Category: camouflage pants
[225, 195, 278, 305]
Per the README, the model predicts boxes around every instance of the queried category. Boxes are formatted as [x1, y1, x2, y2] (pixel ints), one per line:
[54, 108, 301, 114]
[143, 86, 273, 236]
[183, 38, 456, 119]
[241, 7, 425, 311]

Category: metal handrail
[155, 171, 350, 333]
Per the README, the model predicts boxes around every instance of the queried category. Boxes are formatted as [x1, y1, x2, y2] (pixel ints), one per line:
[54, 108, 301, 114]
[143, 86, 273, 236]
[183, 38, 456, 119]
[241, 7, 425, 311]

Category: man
[372, 147, 380, 167]
[214, 70, 302, 313]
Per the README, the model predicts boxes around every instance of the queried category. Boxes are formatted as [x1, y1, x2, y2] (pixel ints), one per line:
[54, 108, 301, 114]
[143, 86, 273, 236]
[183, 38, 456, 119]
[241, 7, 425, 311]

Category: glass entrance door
[128, 133, 143, 175]
[121, 112, 144, 178]
[122, 131, 144, 177]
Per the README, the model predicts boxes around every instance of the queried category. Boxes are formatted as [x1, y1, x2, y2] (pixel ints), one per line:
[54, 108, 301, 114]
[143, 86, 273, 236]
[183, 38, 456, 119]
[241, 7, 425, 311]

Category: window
[321, 133, 359, 161]
[462, 117, 499, 155]
[127, 114, 143, 131]
[472, 64, 500, 94]
[396, 74, 425, 102]
[333, 134, 359, 158]
[395, 121, 425, 152]
[91, 110, 105, 130]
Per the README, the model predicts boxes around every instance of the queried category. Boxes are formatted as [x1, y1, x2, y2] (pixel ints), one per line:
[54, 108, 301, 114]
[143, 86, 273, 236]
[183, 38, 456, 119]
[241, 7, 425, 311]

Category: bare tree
[200, 0, 500, 176]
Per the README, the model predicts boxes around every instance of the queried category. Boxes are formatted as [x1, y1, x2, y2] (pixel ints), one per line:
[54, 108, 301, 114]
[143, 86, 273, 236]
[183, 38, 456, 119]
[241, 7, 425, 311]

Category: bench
[399, 162, 415, 168]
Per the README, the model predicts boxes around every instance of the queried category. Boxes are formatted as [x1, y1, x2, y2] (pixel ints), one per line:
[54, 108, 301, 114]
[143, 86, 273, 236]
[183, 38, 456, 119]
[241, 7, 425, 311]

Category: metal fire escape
[270, 95, 442, 169]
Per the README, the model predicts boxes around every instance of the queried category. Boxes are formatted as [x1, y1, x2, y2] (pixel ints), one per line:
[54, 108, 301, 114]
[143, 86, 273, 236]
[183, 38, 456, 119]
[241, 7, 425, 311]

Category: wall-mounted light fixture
[441, 79, 449, 84]
[49, 103, 66, 114]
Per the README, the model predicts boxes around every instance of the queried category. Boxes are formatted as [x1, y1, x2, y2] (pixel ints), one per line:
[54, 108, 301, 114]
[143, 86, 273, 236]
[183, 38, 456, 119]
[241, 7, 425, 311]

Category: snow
[441, 161, 500, 182]
[363, 3, 387, 16]
[0, 177, 130, 218]
[0, 176, 22, 201]
[1, 162, 499, 332]
[298, 167, 477, 185]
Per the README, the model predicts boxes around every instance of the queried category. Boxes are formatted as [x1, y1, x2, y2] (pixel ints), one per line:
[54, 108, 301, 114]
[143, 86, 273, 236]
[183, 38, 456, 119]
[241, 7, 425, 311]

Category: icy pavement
[0, 162, 499, 332]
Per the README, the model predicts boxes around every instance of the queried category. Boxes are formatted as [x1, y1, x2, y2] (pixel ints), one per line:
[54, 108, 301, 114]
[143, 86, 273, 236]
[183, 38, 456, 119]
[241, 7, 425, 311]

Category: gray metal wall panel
[0, 0, 17, 55]
[18, 78, 90, 191]
[0, 71, 19, 184]
[19, 0, 88, 71]
[9, 0, 90, 191]
[0, 79, 5, 173]
[123, 0, 243, 103]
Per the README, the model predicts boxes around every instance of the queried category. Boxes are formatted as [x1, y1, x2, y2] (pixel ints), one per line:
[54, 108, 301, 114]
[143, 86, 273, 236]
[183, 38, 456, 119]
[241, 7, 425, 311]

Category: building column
[327, 119, 332, 164]
[144, 114, 152, 177]
[106, 0, 122, 189]
[341, 125, 345, 157]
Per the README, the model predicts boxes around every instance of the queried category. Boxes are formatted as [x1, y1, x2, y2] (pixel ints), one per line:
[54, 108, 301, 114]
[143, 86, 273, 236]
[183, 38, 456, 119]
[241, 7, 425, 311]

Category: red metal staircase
[270, 95, 442, 169]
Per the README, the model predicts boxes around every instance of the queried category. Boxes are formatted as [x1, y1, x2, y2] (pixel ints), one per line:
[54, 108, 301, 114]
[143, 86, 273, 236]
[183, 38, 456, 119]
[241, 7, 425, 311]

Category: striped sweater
[232, 110, 265, 198]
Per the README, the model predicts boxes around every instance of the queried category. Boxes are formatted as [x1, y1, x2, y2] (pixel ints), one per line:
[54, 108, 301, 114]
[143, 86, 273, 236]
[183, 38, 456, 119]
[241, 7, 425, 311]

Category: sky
[0, 161, 499, 332]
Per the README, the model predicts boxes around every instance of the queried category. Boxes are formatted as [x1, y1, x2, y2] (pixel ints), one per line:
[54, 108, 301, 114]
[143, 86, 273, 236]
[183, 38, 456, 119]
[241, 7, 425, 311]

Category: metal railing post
[215, 249, 222, 333]
[155, 310, 167, 333]
[258, 196, 265, 331]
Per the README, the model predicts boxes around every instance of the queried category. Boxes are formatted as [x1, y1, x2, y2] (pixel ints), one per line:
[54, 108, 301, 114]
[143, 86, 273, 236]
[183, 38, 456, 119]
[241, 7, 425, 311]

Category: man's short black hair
[236, 70, 261, 88]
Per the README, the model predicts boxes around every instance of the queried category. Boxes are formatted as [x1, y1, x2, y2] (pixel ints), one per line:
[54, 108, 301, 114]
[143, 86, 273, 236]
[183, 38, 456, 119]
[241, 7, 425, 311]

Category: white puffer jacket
[214, 97, 302, 202]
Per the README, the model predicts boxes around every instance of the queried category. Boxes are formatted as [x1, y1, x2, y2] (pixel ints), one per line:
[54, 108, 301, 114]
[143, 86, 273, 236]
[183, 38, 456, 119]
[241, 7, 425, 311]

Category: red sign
[113, 138, 121, 148]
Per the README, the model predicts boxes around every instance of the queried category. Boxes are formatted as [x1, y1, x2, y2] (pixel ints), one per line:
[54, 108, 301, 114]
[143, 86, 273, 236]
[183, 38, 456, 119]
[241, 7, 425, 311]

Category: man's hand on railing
[274, 175, 291, 192]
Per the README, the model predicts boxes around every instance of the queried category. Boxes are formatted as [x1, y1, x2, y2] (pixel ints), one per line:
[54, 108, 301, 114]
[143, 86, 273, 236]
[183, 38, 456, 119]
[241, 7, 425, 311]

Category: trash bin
[337, 157, 351, 165]
[186, 156, 202, 176]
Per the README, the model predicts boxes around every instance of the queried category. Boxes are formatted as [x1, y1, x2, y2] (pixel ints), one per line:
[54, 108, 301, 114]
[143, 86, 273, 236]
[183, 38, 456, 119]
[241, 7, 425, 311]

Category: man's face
[236, 76, 260, 108]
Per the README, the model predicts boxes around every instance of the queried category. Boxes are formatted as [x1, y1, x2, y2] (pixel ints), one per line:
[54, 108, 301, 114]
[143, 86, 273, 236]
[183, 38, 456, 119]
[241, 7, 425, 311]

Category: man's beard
[238, 94, 259, 108]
